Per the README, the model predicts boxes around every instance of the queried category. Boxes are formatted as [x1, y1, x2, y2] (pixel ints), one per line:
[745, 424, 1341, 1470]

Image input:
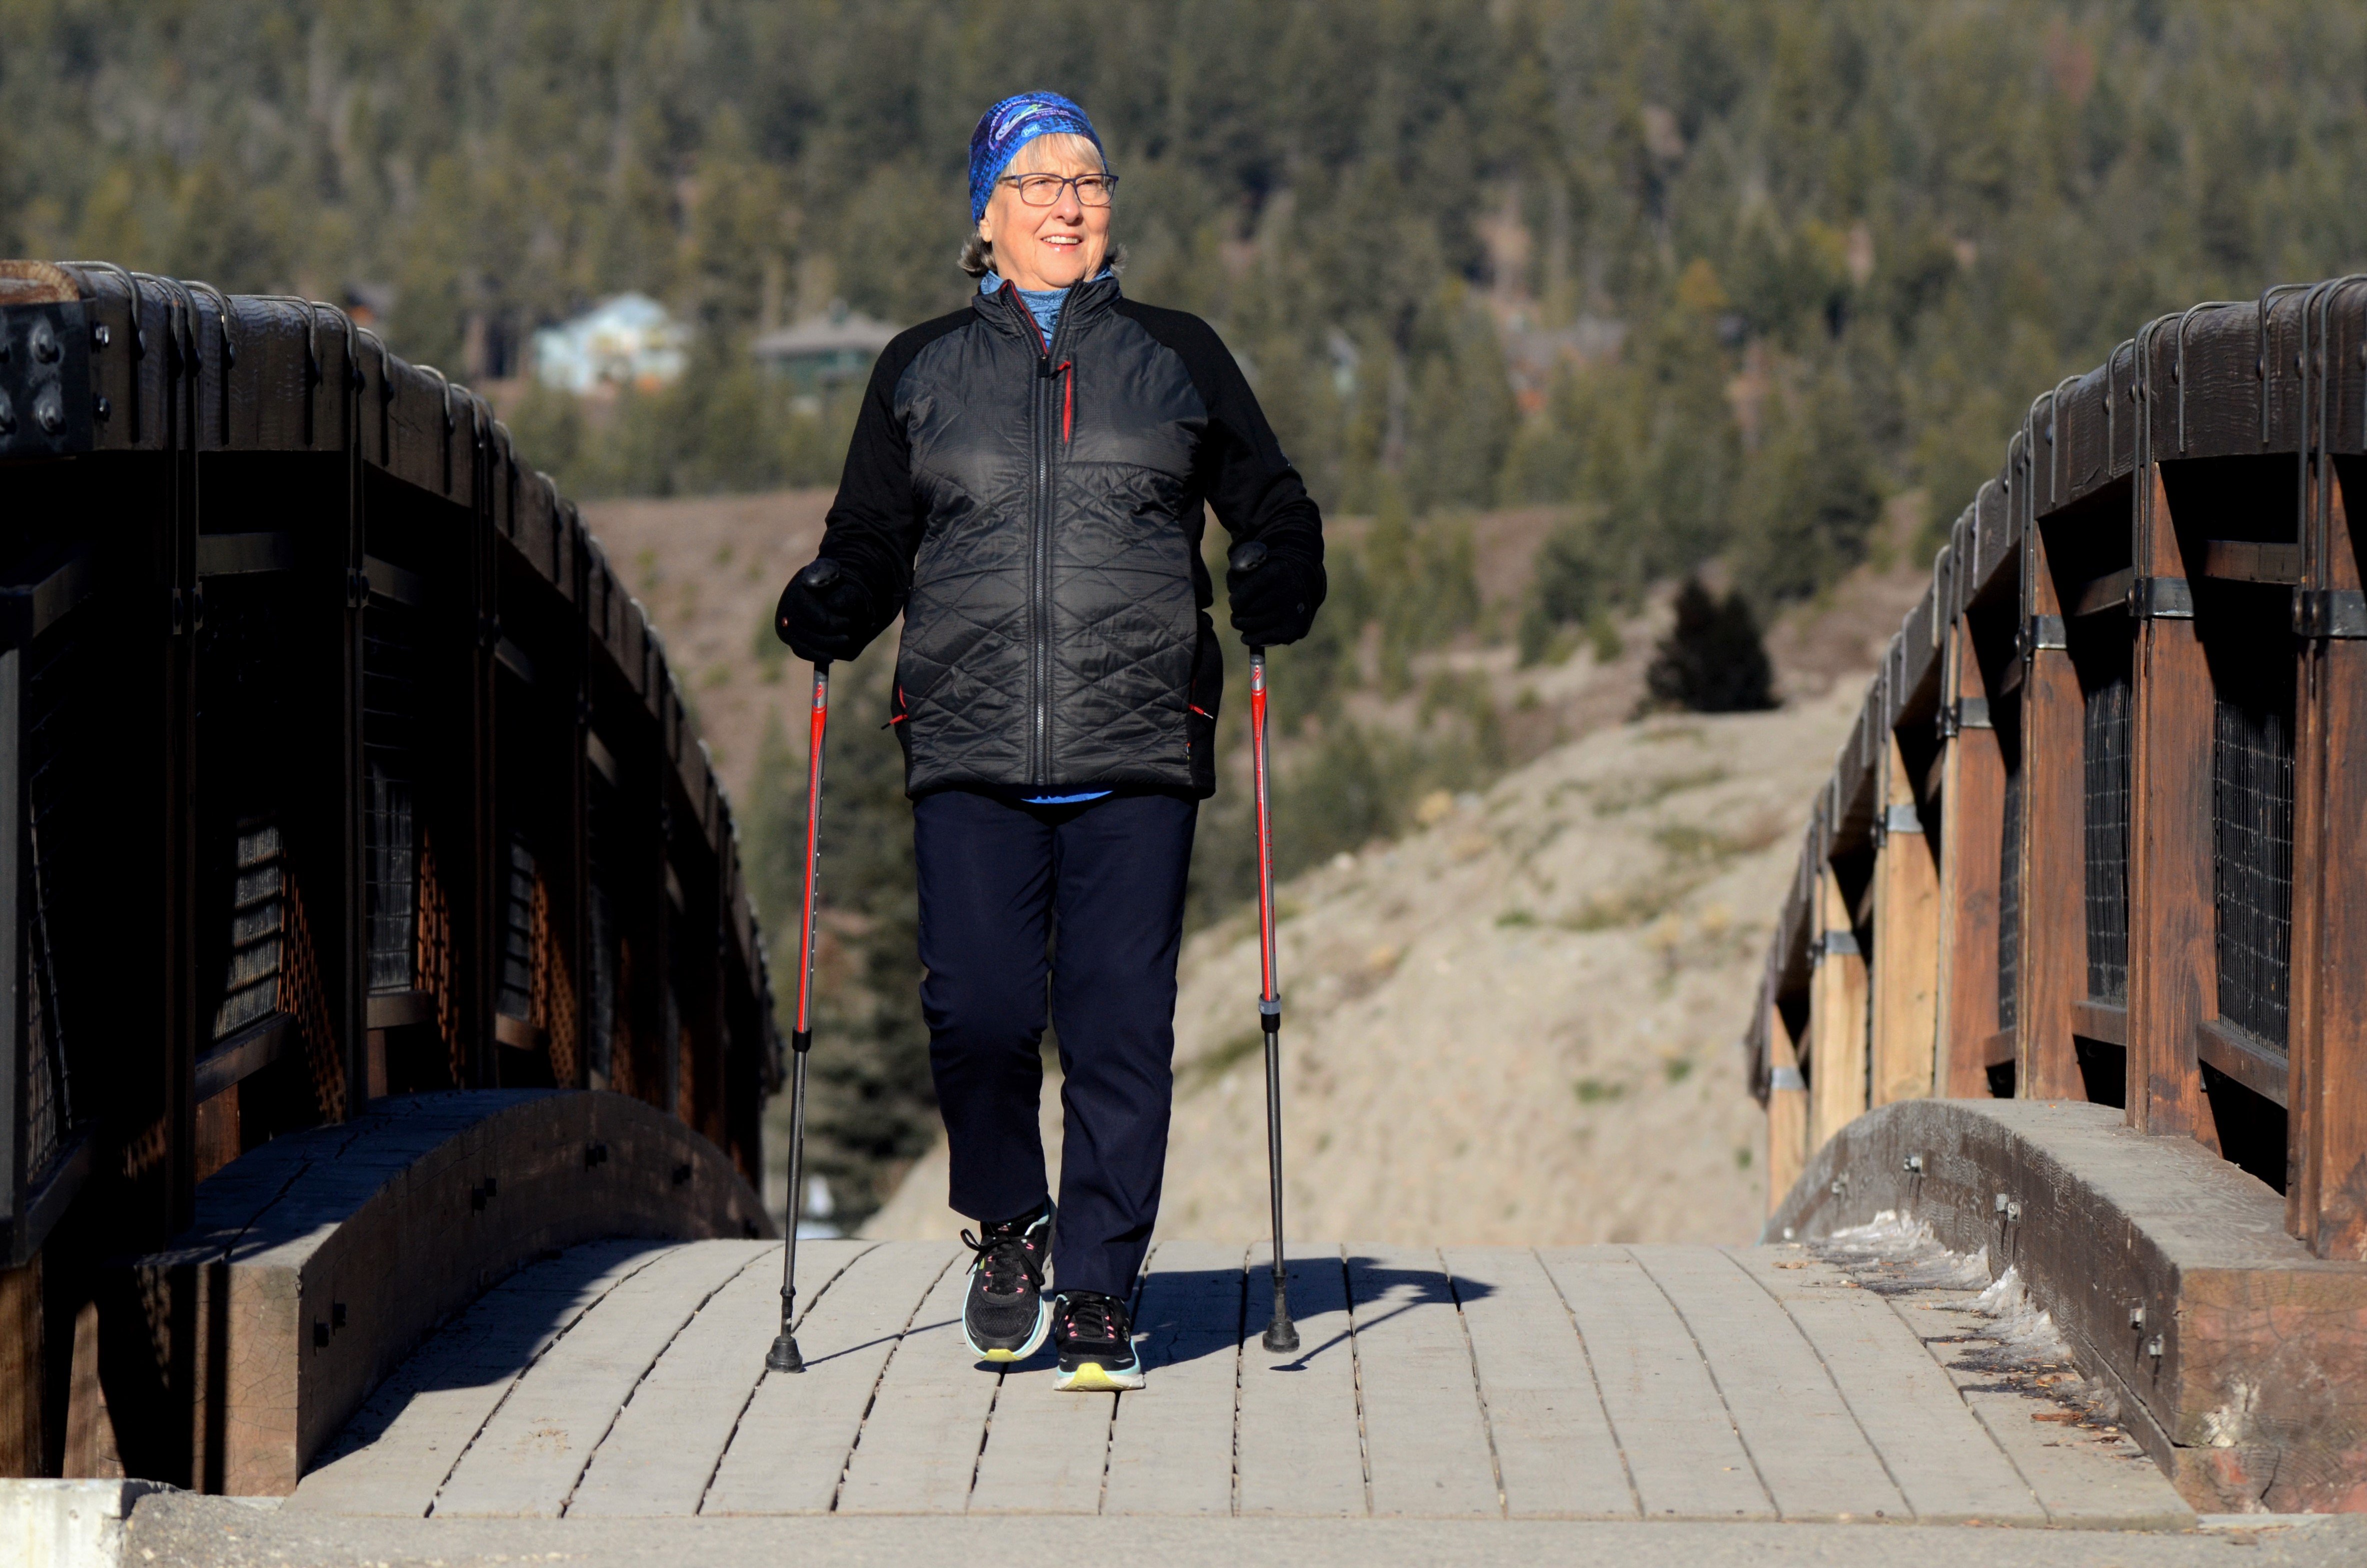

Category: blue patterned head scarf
[969, 92, 1105, 222]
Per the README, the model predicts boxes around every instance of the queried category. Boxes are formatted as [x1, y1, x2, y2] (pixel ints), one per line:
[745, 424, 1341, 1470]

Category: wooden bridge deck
[285, 1238, 2189, 1528]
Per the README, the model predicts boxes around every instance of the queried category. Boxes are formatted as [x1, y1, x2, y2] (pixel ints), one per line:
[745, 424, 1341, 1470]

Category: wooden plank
[1870, 733, 1941, 1106]
[830, 1246, 999, 1515]
[1937, 628, 2007, 1099]
[289, 1241, 677, 1517]
[1235, 1242, 1365, 1518]
[2128, 463, 2218, 1139]
[1728, 1248, 2043, 1523]
[1809, 867, 1869, 1150]
[566, 1241, 869, 1517]
[0, 1257, 42, 1478]
[2195, 1018, 2289, 1109]
[432, 1241, 770, 1518]
[2291, 468, 2367, 1258]
[1535, 1247, 1771, 1521]
[1345, 1246, 1500, 1517]
[1870, 1275, 2190, 1527]
[2020, 523, 2088, 1101]
[969, 1316, 1117, 1514]
[702, 1241, 958, 1515]
[1764, 995, 1809, 1217]
[1101, 1240, 1242, 1517]
[1442, 1247, 1633, 1518]
[1629, 1246, 1900, 1521]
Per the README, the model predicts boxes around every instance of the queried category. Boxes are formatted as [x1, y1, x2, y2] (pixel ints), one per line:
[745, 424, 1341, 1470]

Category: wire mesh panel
[497, 831, 535, 1024]
[363, 610, 421, 995]
[2214, 648, 2295, 1048]
[196, 577, 294, 1045]
[585, 763, 621, 1087]
[1998, 764, 2022, 1036]
[2083, 668, 2132, 1003]
[20, 621, 95, 1186]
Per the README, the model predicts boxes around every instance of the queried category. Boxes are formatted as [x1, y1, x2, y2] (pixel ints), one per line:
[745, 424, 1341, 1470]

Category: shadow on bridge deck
[282, 1236, 2189, 1529]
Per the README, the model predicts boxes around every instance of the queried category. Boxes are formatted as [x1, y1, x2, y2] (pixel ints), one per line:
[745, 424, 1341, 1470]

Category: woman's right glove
[1225, 539, 1324, 647]
[775, 557, 879, 664]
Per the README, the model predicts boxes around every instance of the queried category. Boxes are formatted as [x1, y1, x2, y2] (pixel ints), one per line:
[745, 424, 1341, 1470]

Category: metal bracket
[1769, 1066, 1806, 1093]
[0, 301, 94, 460]
[2027, 614, 2068, 652]
[2295, 588, 2367, 639]
[1885, 802, 1924, 836]
[1820, 930, 1861, 958]
[1958, 696, 1992, 730]
[2130, 576, 2194, 620]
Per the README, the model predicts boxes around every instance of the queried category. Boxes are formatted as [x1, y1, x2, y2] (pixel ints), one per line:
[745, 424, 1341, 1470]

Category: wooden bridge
[1, 262, 2365, 1561]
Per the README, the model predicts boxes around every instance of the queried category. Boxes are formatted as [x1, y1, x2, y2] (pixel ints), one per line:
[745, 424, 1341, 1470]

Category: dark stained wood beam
[2018, 526, 2087, 1101]
[1936, 625, 2006, 1098]
[2129, 464, 2218, 1147]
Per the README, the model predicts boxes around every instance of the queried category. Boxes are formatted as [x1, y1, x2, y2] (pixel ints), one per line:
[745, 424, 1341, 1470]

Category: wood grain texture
[1936, 628, 2007, 1099]
[2019, 635, 2088, 1103]
[566, 1241, 868, 1517]
[1764, 997, 1809, 1218]
[828, 1249, 995, 1516]
[1809, 868, 1869, 1154]
[2292, 470, 2367, 1259]
[287, 1241, 676, 1517]
[1630, 1245, 1900, 1521]
[1236, 1242, 1365, 1518]
[701, 1241, 957, 1516]
[1100, 1241, 1241, 1518]
[431, 1241, 769, 1518]
[1727, 1248, 2040, 1522]
[1535, 1247, 1772, 1521]
[1346, 1246, 1501, 1518]
[1442, 1247, 1633, 1519]
[1871, 734, 1941, 1107]
[2130, 465, 2217, 1143]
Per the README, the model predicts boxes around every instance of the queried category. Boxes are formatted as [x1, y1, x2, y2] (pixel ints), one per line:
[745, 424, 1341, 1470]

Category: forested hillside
[9, 1, 2367, 603]
[16, 0, 2367, 1223]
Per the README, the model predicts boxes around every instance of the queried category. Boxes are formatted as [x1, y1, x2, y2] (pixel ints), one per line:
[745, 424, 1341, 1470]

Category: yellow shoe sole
[1054, 1362, 1143, 1392]
[982, 1348, 1021, 1363]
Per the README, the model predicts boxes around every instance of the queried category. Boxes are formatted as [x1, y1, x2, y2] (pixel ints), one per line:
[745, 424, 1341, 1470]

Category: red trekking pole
[766, 655, 831, 1374]
[1247, 643, 1300, 1353]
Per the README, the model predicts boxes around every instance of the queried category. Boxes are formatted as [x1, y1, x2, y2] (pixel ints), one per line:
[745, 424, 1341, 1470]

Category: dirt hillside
[577, 488, 1914, 1245]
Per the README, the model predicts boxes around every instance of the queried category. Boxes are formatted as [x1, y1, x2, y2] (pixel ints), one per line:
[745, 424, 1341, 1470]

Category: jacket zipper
[1011, 284, 1072, 788]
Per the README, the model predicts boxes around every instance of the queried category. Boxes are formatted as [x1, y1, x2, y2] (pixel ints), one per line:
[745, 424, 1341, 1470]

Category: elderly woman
[777, 92, 1323, 1392]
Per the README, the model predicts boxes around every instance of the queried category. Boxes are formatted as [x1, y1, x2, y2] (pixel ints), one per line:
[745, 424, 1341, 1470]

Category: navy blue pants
[914, 787, 1197, 1299]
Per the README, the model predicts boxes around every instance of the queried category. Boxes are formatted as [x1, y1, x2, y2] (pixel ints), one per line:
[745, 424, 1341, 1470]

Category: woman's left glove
[1226, 539, 1325, 647]
[775, 557, 879, 664]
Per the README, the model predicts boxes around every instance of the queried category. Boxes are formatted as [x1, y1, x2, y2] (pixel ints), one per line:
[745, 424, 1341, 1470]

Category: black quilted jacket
[814, 275, 1325, 798]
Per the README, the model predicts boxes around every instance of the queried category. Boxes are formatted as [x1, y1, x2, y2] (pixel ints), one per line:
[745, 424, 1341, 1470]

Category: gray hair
[959, 131, 1123, 280]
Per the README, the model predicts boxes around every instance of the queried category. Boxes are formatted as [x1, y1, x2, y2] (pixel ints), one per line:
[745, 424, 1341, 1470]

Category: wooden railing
[1749, 277, 2367, 1262]
[0, 260, 779, 1279]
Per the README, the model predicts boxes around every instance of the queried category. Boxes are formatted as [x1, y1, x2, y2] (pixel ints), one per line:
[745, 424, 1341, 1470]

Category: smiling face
[976, 132, 1111, 293]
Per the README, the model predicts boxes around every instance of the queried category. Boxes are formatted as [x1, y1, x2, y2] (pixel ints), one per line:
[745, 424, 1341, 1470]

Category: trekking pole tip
[1262, 1303, 1300, 1354]
[766, 1332, 806, 1374]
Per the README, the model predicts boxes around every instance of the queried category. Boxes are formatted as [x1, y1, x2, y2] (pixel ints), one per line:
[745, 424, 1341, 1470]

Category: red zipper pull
[1059, 360, 1075, 443]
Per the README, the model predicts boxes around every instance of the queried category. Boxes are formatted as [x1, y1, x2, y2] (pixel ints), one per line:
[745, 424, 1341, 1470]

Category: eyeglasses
[999, 172, 1118, 207]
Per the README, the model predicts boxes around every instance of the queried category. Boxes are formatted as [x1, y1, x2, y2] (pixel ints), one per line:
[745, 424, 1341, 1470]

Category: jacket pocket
[1185, 610, 1223, 795]
[886, 672, 912, 769]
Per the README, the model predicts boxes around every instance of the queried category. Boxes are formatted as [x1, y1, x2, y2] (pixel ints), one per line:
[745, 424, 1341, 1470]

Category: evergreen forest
[12, 0, 2367, 1220]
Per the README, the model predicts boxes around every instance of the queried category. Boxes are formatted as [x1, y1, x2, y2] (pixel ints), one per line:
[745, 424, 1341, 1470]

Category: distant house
[531, 293, 689, 395]
[752, 302, 900, 404]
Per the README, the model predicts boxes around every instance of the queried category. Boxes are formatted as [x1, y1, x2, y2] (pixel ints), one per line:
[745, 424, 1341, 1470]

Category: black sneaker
[1051, 1290, 1144, 1392]
[960, 1201, 1054, 1363]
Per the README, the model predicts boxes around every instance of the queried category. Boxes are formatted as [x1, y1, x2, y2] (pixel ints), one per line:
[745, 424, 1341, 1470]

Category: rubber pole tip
[765, 1334, 806, 1374]
[1263, 1317, 1300, 1354]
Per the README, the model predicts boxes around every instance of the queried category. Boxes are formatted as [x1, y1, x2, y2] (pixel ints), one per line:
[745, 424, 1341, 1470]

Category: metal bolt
[2005, 1201, 2022, 1222]
[2130, 1305, 2146, 1330]
[2147, 1335, 2165, 1359]
[28, 319, 57, 364]
[92, 394, 110, 422]
[34, 388, 62, 435]
[90, 322, 110, 349]
[1995, 1192, 2010, 1213]
[1903, 1154, 1925, 1175]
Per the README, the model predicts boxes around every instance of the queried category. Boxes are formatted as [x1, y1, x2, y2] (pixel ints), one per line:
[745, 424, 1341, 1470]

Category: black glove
[774, 557, 878, 664]
[1225, 539, 1323, 647]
